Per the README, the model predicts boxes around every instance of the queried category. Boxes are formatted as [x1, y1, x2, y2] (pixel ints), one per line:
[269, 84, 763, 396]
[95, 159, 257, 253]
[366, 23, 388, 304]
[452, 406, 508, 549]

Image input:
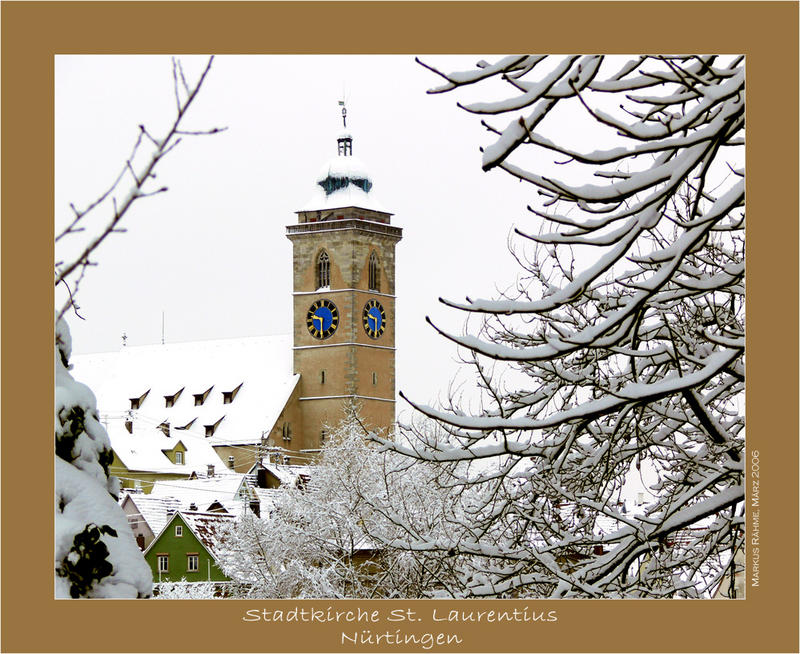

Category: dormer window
[175, 418, 196, 431]
[158, 422, 170, 437]
[204, 416, 224, 438]
[317, 250, 330, 289]
[222, 383, 243, 405]
[368, 251, 380, 291]
[165, 387, 184, 408]
[129, 389, 150, 410]
[193, 386, 213, 407]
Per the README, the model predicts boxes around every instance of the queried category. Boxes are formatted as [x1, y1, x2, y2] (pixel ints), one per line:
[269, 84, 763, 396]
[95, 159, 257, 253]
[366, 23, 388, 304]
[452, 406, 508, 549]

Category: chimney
[228, 455, 235, 470]
[249, 500, 261, 518]
[207, 464, 215, 478]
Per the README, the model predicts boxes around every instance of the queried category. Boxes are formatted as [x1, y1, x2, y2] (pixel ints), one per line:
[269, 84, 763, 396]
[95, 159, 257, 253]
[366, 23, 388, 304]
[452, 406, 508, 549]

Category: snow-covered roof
[316, 154, 370, 184]
[249, 461, 312, 487]
[299, 134, 387, 213]
[122, 493, 181, 536]
[179, 511, 236, 559]
[252, 487, 282, 514]
[108, 423, 226, 475]
[71, 335, 299, 446]
[145, 510, 235, 560]
[148, 472, 253, 511]
[299, 184, 388, 213]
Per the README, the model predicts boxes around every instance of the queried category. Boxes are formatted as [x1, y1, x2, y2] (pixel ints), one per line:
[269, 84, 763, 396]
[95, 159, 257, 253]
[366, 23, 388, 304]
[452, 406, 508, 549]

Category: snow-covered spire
[296, 101, 389, 214]
[316, 101, 372, 198]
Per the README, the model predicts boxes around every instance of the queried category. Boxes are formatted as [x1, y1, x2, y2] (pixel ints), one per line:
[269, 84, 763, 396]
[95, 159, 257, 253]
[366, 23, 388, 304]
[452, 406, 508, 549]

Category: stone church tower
[286, 117, 402, 451]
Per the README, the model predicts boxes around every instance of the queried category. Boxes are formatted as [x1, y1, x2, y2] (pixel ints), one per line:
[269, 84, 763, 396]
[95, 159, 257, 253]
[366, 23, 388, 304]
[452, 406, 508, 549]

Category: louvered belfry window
[317, 250, 330, 289]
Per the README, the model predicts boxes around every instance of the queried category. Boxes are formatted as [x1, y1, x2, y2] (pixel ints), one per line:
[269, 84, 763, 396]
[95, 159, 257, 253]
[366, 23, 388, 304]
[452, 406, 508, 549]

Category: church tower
[286, 107, 402, 451]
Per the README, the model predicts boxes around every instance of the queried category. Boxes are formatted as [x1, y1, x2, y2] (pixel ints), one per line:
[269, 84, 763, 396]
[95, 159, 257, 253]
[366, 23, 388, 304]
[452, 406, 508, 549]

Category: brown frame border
[2, 2, 797, 652]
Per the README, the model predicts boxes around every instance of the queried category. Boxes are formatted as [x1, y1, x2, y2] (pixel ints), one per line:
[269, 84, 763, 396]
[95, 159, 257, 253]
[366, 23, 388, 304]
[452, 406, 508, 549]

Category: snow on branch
[390, 55, 745, 598]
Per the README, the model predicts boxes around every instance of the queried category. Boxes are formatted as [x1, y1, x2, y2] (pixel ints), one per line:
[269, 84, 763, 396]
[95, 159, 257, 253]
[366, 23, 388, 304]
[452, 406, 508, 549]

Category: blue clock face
[307, 299, 339, 339]
[363, 299, 387, 339]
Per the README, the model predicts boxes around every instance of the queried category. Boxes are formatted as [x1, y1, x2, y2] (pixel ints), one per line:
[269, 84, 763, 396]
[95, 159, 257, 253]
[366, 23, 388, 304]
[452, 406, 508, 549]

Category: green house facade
[144, 511, 234, 583]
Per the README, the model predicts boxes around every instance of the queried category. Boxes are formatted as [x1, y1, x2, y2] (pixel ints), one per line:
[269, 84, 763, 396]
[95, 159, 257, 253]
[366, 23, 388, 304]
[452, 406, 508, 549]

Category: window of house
[175, 451, 184, 465]
[320, 370, 326, 384]
[222, 382, 243, 405]
[175, 525, 183, 537]
[204, 416, 224, 438]
[193, 386, 213, 406]
[369, 251, 380, 291]
[317, 250, 330, 289]
[157, 555, 169, 573]
[165, 388, 184, 408]
[282, 422, 292, 442]
[321, 429, 328, 444]
[129, 389, 150, 411]
[187, 554, 199, 572]
[372, 372, 377, 385]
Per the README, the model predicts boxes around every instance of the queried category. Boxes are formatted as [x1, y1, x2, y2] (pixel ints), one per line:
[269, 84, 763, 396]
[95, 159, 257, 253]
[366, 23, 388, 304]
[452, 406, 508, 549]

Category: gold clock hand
[313, 315, 323, 330]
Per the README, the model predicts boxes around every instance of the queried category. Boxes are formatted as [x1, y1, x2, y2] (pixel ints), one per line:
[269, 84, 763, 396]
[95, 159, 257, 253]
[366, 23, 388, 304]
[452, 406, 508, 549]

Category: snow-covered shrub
[55, 317, 152, 598]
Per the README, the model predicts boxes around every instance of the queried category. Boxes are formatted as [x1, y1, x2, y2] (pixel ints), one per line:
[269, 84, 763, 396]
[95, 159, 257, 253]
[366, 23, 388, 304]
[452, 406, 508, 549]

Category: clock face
[363, 299, 387, 339]
[306, 299, 339, 339]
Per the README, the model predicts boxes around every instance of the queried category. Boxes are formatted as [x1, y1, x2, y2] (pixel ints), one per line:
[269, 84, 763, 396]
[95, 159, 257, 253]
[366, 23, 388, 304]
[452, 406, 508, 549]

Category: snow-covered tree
[55, 318, 153, 598]
[375, 56, 745, 598]
[215, 411, 470, 598]
[55, 58, 220, 598]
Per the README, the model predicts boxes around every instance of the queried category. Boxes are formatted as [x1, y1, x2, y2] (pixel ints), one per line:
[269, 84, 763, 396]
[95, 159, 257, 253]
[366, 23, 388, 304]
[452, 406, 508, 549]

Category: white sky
[55, 55, 542, 418]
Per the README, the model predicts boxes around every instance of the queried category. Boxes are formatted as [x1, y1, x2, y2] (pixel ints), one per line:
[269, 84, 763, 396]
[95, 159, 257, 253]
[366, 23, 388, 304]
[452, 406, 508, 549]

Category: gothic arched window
[317, 250, 330, 289]
[368, 251, 380, 292]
